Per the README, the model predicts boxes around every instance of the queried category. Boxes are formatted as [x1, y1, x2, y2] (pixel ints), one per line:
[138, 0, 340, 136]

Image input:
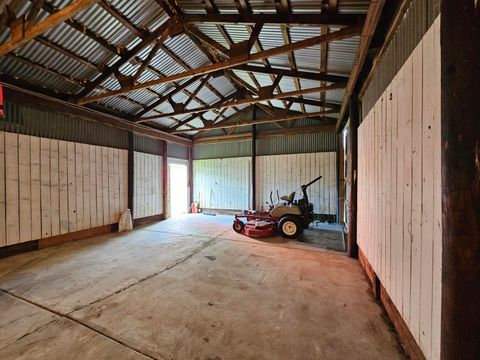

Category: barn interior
[0, 1, 478, 359]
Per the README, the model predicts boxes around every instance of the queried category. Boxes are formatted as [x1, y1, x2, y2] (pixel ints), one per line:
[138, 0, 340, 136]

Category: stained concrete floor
[0, 214, 405, 360]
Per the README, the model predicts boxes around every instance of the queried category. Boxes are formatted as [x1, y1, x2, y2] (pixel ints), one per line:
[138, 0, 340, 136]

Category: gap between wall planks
[0, 131, 128, 248]
[357, 17, 441, 360]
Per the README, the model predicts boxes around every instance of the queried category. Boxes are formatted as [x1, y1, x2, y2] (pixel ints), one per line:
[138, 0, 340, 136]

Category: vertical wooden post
[336, 132, 344, 224]
[441, 2, 480, 358]
[127, 132, 134, 221]
[251, 106, 257, 209]
[188, 145, 193, 212]
[162, 141, 168, 218]
[347, 96, 359, 258]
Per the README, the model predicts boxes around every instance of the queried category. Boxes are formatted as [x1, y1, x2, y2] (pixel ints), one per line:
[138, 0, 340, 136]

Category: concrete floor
[0, 215, 405, 360]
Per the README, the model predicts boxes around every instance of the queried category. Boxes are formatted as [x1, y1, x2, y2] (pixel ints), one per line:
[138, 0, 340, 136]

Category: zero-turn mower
[232, 176, 322, 239]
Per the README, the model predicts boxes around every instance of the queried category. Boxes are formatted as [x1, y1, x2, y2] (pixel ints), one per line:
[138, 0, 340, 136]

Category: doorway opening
[168, 162, 188, 217]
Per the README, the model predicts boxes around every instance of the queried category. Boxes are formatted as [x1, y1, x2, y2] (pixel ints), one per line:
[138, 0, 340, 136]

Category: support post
[128, 132, 135, 221]
[347, 96, 359, 258]
[441, 1, 480, 358]
[336, 132, 342, 224]
[162, 141, 168, 218]
[188, 146, 193, 212]
[251, 106, 257, 209]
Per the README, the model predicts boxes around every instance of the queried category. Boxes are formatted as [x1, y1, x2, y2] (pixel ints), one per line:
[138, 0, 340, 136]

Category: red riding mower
[232, 176, 322, 239]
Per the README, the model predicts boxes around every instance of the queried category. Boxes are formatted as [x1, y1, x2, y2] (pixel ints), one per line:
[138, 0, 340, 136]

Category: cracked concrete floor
[0, 215, 405, 360]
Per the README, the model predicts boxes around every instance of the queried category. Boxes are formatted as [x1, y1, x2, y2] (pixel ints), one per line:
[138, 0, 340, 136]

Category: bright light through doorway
[168, 163, 188, 217]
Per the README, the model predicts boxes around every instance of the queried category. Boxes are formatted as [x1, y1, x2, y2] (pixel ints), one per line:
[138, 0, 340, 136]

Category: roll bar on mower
[301, 176, 322, 204]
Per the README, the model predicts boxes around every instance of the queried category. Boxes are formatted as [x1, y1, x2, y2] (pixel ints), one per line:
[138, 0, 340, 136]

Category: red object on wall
[0, 85, 4, 117]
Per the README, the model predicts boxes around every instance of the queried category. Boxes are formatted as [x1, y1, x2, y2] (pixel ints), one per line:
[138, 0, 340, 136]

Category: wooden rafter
[140, 82, 345, 121]
[172, 109, 337, 134]
[236, 0, 288, 111]
[184, 75, 210, 108]
[193, 122, 337, 143]
[78, 25, 361, 104]
[280, 17, 306, 114]
[74, 18, 175, 99]
[187, 0, 253, 120]
[181, 13, 364, 27]
[131, 36, 166, 83]
[185, 24, 229, 57]
[99, 0, 145, 38]
[0, 0, 100, 56]
[336, 0, 385, 130]
[233, 64, 348, 83]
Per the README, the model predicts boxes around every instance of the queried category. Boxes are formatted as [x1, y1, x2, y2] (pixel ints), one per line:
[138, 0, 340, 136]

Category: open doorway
[168, 162, 188, 217]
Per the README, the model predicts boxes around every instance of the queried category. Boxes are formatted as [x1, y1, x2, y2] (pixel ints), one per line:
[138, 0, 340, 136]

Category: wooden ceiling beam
[172, 110, 337, 134]
[78, 25, 361, 104]
[233, 64, 348, 83]
[30, 0, 120, 55]
[25, 0, 45, 27]
[0, 0, 100, 56]
[185, 24, 229, 57]
[134, 76, 201, 117]
[35, 36, 98, 70]
[74, 18, 175, 99]
[280, 19, 306, 114]
[181, 13, 364, 27]
[184, 75, 210, 108]
[131, 35, 166, 83]
[224, 71, 259, 95]
[336, 0, 385, 131]
[282, 97, 341, 110]
[99, 0, 145, 38]
[193, 122, 337, 143]
[141, 82, 345, 121]
[188, 0, 250, 117]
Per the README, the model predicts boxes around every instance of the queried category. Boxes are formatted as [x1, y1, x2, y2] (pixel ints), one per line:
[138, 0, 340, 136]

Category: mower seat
[280, 192, 295, 204]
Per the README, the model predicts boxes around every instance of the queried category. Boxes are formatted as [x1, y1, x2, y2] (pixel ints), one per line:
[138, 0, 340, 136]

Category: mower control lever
[302, 176, 322, 190]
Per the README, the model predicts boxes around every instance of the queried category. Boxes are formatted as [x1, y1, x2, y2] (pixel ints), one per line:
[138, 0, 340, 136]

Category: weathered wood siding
[133, 152, 163, 219]
[193, 157, 251, 211]
[0, 131, 128, 247]
[256, 152, 337, 215]
[357, 18, 441, 360]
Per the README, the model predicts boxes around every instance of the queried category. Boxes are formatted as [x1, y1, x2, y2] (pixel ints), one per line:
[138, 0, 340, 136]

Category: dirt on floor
[0, 214, 405, 360]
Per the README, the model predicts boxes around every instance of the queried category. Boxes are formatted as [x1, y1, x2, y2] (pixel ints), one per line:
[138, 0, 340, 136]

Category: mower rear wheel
[233, 219, 245, 233]
[278, 216, 301, 239]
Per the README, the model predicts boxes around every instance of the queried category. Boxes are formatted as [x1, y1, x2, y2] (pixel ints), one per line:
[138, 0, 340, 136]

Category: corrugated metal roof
[0, 0, 369, 139]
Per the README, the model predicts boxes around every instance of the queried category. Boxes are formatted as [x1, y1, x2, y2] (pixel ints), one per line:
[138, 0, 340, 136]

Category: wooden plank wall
[256, 152, 337, 215]
[193, 157, 251, 211]
[133, 151, 163, 219]
[357, 18, 441, 360]
[0, 131, 128, 248]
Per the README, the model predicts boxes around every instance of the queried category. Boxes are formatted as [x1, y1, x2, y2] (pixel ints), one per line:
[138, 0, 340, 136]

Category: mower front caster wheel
[233, 219, 245, 233]
[278, 216, 302, 239]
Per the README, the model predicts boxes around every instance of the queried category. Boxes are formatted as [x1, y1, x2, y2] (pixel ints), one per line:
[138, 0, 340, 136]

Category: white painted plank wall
[133, 151, 163, 219]
[357, 18, 441, 360]
[193, 157, 251, 211]
[256, 152, 337, 215]
[0, 132, 128, 247]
